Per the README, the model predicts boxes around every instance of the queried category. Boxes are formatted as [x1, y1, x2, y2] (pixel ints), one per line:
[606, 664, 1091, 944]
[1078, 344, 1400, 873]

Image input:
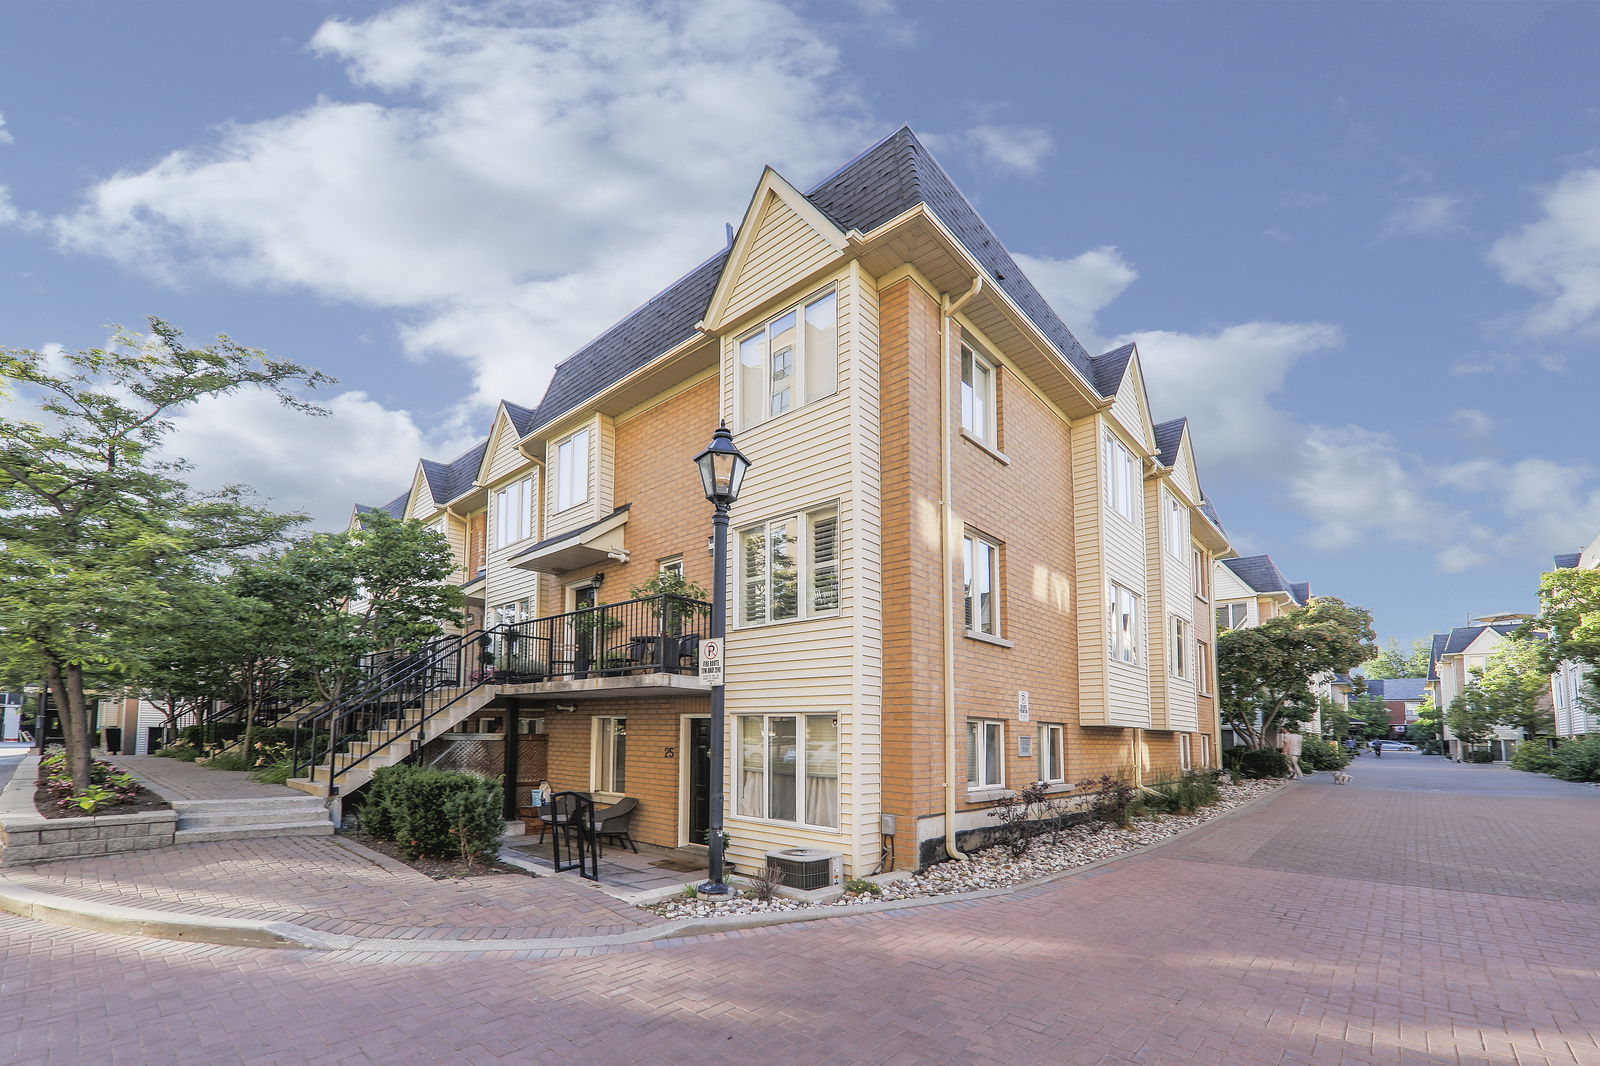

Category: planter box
[0, 755, 177, 867]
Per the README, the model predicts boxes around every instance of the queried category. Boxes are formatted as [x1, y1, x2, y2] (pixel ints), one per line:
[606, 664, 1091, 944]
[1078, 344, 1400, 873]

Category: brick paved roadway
[4, 752, 1598, 1066]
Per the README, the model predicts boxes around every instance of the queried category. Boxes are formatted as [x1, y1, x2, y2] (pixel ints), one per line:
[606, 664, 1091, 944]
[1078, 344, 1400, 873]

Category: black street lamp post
[692, 420, 750, 898]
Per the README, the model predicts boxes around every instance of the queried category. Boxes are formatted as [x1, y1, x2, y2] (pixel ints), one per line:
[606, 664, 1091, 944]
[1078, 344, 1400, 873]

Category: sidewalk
[113, 754, 304, 801]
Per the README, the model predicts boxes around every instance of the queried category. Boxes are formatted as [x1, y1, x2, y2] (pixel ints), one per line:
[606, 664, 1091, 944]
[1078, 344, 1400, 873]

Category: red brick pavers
[4, 836, 663, 940]
[113, 755, 309, 801]
[4, 753, 1599, 1065]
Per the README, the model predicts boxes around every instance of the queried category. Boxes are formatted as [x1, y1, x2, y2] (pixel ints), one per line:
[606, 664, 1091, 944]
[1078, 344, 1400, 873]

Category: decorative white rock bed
[648, 778, 1285, 920]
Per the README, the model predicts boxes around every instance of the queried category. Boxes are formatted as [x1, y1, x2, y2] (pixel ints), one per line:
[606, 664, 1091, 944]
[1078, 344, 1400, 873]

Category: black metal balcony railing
[481, 593, 711, 684]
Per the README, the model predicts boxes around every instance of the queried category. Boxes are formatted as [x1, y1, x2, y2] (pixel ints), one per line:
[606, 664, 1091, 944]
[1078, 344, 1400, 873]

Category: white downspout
[941, 277, 983, 861]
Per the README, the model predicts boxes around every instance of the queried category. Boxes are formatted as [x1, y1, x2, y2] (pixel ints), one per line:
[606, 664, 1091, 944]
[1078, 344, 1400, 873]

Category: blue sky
[3, 1, 1598, 652]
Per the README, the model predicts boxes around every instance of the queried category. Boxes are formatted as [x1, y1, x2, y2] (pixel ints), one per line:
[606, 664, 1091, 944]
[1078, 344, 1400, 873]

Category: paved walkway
[1, 752, 1597, 1065]
[113, 754, 306, 800]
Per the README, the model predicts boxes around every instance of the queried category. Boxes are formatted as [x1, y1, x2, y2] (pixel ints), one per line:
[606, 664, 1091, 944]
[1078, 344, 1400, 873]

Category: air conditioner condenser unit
[764, 847, 842, 891]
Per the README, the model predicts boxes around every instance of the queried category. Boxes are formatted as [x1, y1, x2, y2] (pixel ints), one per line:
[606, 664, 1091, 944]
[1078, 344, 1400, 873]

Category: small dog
[1333, 771, 1352, 785]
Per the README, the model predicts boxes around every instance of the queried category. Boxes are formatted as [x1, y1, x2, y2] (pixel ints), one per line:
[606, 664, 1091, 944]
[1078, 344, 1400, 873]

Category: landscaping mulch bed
[344, 831, 534, 881]
[32, 781, 171, 820]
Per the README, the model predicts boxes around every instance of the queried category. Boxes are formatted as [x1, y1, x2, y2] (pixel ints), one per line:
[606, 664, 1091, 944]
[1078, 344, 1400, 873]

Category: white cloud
[1447, 408, 1495, 438]
[1438, 457, 1600, 565]
[0, 185, 15, 226]
[52, 0, 874, 414]
[1118, 321, 1342, 477]
[963, 124, 1053, 176]
[0, 111, 12, 145]
[1013, 247, 1137, 352]
[1291, 427, 1448, 552]
[1489, 167, 1600, 336]
[1382, 193, 1462, 237]
[165, 389, 444, 530]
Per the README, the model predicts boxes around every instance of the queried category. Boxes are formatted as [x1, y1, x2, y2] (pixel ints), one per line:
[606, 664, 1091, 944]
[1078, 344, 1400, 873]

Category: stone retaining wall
[0, 755, 176, 867]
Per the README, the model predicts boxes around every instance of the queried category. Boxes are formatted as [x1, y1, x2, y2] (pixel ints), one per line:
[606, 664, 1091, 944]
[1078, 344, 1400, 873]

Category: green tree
[0, 320, 327, 792]
[1473, 635, 1554, 738]
[1531, 568, 1600, 670]
[1446, 688, 1499, 748]
[1360, 637, 1432, 679]
[1409, 696, 1442, 748]
[1217, 597, 1378, 749]
[1347, 692, 1393, 740]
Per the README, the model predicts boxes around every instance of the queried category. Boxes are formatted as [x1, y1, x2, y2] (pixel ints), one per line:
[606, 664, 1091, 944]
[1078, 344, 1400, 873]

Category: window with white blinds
[738, 508, 841, 626]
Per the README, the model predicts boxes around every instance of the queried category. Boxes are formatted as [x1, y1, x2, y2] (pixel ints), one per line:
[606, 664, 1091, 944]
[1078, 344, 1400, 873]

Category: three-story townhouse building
[332, 128, 1233, 877]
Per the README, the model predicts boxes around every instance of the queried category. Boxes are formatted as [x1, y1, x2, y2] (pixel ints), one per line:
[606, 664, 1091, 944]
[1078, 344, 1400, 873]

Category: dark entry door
[688, 717, 712, 843]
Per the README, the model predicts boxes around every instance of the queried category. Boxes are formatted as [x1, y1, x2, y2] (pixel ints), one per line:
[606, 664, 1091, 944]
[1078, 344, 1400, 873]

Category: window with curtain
[593, 717, 626, 793]
[738, 508, 840, 626]
[967, 719, 1004, 789]
[736, 713, 838, 828]
[1038, 724, 1065, 783]
[737, 288, 839, 428]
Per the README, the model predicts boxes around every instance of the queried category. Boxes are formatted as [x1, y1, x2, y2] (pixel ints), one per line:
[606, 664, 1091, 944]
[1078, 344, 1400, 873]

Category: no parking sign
[699, 639, 724, 686]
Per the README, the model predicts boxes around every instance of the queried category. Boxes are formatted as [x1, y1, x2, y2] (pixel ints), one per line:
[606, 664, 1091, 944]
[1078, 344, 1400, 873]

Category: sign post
[699, 639, 724, 687]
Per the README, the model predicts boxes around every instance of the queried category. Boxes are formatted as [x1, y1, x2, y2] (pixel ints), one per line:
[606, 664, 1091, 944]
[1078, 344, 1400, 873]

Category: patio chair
[536, 791, 584, 845]
[590, 796, 639, 854]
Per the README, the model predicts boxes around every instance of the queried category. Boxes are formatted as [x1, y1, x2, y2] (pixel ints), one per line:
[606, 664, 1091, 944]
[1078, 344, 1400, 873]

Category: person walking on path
[1280, 730, 1304, 779]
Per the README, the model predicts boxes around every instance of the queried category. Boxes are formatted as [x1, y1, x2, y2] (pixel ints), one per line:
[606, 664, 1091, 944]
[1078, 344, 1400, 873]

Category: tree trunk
[45, 658, 94, 795]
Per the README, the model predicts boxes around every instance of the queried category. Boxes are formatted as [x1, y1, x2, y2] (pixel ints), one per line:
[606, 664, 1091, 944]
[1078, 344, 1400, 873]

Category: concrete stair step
[170, 796, 325, 811]
[174, 821, 333, 844]
[178, 809, 332, 828]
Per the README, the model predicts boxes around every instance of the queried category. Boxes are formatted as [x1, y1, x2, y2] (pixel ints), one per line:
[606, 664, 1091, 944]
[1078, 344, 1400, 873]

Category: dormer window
[737, 288, 838, 428]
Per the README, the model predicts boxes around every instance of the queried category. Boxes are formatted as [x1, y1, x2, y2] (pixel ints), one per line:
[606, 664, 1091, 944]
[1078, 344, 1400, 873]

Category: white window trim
[1038, 724, 1065, 784]
[960, 343, 998, 448]
[494, 476, 534, 547]
[963, 531, 1001, 638]
[1196, 639, 1213, 696]
[1193, 548, 1211, 601]
[1170, 616, 1189, 679]
[658, 555, 684, 578]
[1180, 733, 1193, 771]
[554, 428, 592, 514]
[967, 719, 1006, 791]
[1109, 581, 1141, 667]
[736, 286, 839, 429]
[1165, 493, 1185, 559]
[732, 712, 840, 830]
[736, 507, 840, 628]
[592, 716, 627, 797]
[1216, 602, 1250, 631]
[1103, 431, 1140, 524]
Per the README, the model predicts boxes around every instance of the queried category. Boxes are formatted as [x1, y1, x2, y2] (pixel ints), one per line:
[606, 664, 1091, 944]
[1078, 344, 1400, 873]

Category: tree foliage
[1360, 637, 1432, 680]
[1446, 688, 1499, 747]
[1531, 568, 1600, 671]
[1408, 696, 1442, 747]
[0, 320, 329, 792]
[1471, 634, 1554, 738]
[1217, 597, 1377, 749]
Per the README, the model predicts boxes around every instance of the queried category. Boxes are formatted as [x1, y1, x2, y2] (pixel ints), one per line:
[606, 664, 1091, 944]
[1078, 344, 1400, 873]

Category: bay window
[736, 713, 838, 828]
[738, 508, 839, 625]
[495, 477, 533, 546]
[1103, 431, 1140, 522]
[555, 428, 591, 513]
[1109, 581, 1141, 665]
[737, 288, 838, 427]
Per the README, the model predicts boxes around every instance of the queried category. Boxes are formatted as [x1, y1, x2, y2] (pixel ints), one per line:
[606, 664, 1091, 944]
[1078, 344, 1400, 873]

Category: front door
[687, 717, 712, 844]
[569, 583, 599, 674]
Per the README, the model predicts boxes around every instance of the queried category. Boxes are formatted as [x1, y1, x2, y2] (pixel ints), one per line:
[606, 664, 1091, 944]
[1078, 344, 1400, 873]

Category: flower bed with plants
[32, 750, 171, 819]
[648, 774, 1283, 920]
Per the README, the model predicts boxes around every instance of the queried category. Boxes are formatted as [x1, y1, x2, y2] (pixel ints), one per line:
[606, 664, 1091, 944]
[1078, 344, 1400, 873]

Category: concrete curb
[0, 780, 1294, 953]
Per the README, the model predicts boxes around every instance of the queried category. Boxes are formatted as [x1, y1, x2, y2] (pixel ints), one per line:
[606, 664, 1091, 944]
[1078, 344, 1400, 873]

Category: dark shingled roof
[355, 491, 410, 521]
[1555, 552, 1582, 569]
[1288, 581, 1311, 606]
[805, 127, 1095, 383]
[1222, 555, 1295, 596]
[420, 439, 489, 506]
[1153, 417, 1187, 468]
[1441, 623, 1522, 656]
[1198, 499, 1226, 533]
[504, 401, 538, 437]
[1090, 343, 1136, 398]
[1426, 633, 1448, 681]
[1367, 678, 1428, 702]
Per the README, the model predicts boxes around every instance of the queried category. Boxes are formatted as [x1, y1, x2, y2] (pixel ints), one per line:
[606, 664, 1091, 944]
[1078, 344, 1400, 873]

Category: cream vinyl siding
[434, 514, 469, 586]
[1101, 421, 1152, 729]
[483, 408, 535, 486]
[1071, 416, 1111, 725]
[722, 193, 842, 327]
[1162, 507, 1200, 733]
[1107, 359, 1157, 458]
[543, 414, 611, 540]
[484, 466, 544, 616]
[1167, 433, 1201, 505]
[718, 264, 882, 878]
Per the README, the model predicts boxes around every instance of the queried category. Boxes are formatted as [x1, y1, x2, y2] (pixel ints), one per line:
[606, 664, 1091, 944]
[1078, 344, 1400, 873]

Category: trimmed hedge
[1224, 746, 1290, 779]
[1551, 735, 1600, 782]
[361, 764, 504, 862]
[1509, 741, 1559, 775]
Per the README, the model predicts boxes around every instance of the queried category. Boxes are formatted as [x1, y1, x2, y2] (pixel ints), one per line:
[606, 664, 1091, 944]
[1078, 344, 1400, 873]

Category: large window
[1165, 494, 1186, 557]
[593, 717, 627, 794]
[1216, 602, 1250, 631]
[495, 477, 533, 546]
[737, 713, 838, 828]
[960, 344, 997, 446]
[963, 533, 1000, 636]
[1038, 724, 1065, 784]
[1170, 616, 1189, 679]
[738, 508, 839, 626]
[1109, 582, 1141, 665]
[1103, 432, 1140, 522]
[555, 428, 591, 513]
[967, 719, 1005, 789]
[737, 289, 838, 427]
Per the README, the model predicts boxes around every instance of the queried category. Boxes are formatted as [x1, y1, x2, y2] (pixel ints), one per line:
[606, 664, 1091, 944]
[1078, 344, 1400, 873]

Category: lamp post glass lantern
[692, 421, 749, 897]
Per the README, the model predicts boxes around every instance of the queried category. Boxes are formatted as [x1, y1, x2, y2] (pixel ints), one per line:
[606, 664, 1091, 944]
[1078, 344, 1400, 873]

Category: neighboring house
[1361, 678, 1427, 739]
[1549, 536, 1599, 739]
[94, 697, 171, 756]
[1211, 554, 1322, 746]
[1, 691, 22, 742]
[1426, 620, 1531, 761]
[304, 127, 1233, 877]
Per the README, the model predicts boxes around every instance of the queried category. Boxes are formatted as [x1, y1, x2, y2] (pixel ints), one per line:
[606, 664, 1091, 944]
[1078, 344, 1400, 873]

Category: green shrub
[1463, 749, 1496, 764]
[1551, 735, 1600, 782]
[250, 760, 295, 785]
[1077, 773, 1139, 826]
[360, 765, 503, 862]
[1143, 770, 1223, 814]
[1299, 737, 1350, 771]
[168, 746, 200, 762]
[843, 878, 882, 896]
[1228, 747, 1290, 779]
[204, 751, 252, 771]
[1510, 740, 1559, 775]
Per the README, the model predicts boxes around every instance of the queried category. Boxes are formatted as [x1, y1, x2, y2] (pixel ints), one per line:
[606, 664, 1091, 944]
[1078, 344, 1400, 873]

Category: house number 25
[663, 746, 676, 759]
